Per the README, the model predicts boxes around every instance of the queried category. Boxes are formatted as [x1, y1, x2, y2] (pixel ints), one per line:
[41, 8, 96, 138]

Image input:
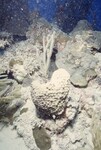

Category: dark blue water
[0, 0, 101, 34]
[28, 0, 101, 32]
[86, 0, 101, 30]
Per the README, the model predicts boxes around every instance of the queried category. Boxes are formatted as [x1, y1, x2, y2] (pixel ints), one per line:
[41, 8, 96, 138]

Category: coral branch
[42, 31, 56, 76]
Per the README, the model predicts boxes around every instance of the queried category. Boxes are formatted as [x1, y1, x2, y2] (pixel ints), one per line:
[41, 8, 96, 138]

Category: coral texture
[31, 69, 70, 117]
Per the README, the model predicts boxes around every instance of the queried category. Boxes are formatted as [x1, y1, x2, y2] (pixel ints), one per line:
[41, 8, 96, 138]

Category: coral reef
[0, 19, 101, 150]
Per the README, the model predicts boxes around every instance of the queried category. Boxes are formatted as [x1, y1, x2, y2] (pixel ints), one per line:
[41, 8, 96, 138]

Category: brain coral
[31, 69, 70, 117]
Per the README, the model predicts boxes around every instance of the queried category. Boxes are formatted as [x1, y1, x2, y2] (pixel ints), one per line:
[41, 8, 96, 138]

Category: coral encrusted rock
[9, 59, 27, 83]
[31, 69, 70, 117]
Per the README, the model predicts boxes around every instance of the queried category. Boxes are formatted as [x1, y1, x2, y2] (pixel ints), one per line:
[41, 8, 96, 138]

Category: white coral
[43, 31, 56, 76]
[11, 64, 27, 83]
[31, 69, 70, 116]
[0, 39, 10, 49]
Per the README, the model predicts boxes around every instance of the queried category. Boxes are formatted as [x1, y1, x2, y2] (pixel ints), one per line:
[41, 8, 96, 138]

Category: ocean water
[0, 0, 101, 33]
[28, 0, 101, 31]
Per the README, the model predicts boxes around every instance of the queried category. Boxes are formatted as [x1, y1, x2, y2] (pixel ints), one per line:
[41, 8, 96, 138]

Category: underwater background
[28, 0, 101, 31]
[0, 1, 101, 150]
[0, 0, 101, 34]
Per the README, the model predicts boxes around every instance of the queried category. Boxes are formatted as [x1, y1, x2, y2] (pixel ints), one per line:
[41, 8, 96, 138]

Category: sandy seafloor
[0, 123, 29, 150]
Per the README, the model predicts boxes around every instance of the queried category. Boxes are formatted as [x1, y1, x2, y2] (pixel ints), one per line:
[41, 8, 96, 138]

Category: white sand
[0, 123, 29, 150]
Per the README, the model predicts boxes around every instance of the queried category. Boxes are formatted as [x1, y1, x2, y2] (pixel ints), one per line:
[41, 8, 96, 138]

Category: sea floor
[0, 123, 29, 150]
